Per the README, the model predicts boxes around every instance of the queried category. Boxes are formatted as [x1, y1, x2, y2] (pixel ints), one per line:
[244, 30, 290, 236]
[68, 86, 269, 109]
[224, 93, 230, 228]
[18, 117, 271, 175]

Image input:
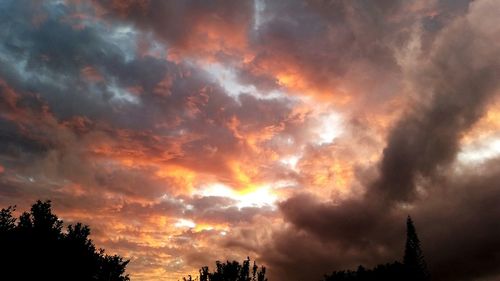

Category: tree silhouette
[323, 262, 406, 281]
[323, 216, 429, 281]
[404, 216, 430, 281]
[184, 257, 267, 281]
[0, 200, 129, 281]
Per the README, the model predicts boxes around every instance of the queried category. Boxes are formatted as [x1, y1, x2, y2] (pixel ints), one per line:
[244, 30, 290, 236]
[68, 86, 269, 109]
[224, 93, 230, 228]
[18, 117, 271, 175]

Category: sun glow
[194, 183, 277, 208]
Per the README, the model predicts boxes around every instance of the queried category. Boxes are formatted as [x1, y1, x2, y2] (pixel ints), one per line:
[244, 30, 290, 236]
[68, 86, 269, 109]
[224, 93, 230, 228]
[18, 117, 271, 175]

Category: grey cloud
[94, 0, 254, 54]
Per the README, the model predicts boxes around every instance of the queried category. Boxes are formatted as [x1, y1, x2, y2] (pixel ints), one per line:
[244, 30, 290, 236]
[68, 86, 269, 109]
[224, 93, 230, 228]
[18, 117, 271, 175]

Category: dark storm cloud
[273, 0, 500, 280]
[281, 194, 401, 245]
[276, 162, 500, 281]
[412, 160, 500, 281]
[275, 166, 500, 281]
[262, 223, 403, 281]
[371, 0, 500, 202]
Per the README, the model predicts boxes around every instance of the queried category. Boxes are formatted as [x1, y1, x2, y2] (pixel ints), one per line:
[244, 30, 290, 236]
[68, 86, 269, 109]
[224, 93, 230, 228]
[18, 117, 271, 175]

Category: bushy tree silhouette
[0, 200, 129, 281]
[183, 257, 267, 281]
[323, 216, 429, 281]
[323, 262, 406, 281]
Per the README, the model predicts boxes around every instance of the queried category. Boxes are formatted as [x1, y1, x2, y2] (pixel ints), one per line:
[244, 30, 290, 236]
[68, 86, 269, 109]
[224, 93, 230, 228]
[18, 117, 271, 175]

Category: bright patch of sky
[194, 183, 278, 209]
[458, 137, 500, 164]
[315, 112, 343, 145]
[280, 154, 301, 171]
[174, 218, 196, 229]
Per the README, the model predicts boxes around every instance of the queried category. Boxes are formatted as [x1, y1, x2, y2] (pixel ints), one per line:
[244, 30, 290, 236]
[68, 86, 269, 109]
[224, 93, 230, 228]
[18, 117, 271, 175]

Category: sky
[0, 0, 500, 280]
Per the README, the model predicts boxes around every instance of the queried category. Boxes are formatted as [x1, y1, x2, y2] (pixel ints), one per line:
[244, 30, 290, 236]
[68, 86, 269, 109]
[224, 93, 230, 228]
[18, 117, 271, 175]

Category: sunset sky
[1, 0, 500, 280]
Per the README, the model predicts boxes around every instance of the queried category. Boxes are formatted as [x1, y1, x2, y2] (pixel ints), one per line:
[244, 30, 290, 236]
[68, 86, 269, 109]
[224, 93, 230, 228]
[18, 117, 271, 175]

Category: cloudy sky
[1, 0, 500, 280]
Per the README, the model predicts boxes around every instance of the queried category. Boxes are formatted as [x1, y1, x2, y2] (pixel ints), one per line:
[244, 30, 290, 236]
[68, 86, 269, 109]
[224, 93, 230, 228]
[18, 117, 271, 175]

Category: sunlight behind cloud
[458, 137, 500, 164]
[315, 112, 343, 145]
[280, 154, 301, 171]
[194, 183, 277, 209]
[174, 219, 196, 229]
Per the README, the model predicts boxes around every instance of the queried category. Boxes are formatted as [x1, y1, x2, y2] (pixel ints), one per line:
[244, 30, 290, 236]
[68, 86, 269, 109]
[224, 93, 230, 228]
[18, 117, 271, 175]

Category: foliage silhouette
[0, 200, 129, 281]
[323, 262, 407, 281]
[183, 257, 267, 281]
[404, 216, 430, 281]
[323, 216, 430, 281]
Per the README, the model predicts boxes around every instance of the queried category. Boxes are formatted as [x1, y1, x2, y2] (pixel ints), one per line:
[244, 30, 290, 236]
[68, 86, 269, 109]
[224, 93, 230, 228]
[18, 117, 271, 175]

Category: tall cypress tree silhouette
[404, 216, 429, 281]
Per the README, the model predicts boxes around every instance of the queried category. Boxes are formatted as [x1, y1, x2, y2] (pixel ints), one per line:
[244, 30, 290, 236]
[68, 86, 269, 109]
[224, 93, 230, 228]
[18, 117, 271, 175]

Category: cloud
[273, 1, 500, 280]
[371, 0, 500, 202]
[93, 0, 254, 60]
